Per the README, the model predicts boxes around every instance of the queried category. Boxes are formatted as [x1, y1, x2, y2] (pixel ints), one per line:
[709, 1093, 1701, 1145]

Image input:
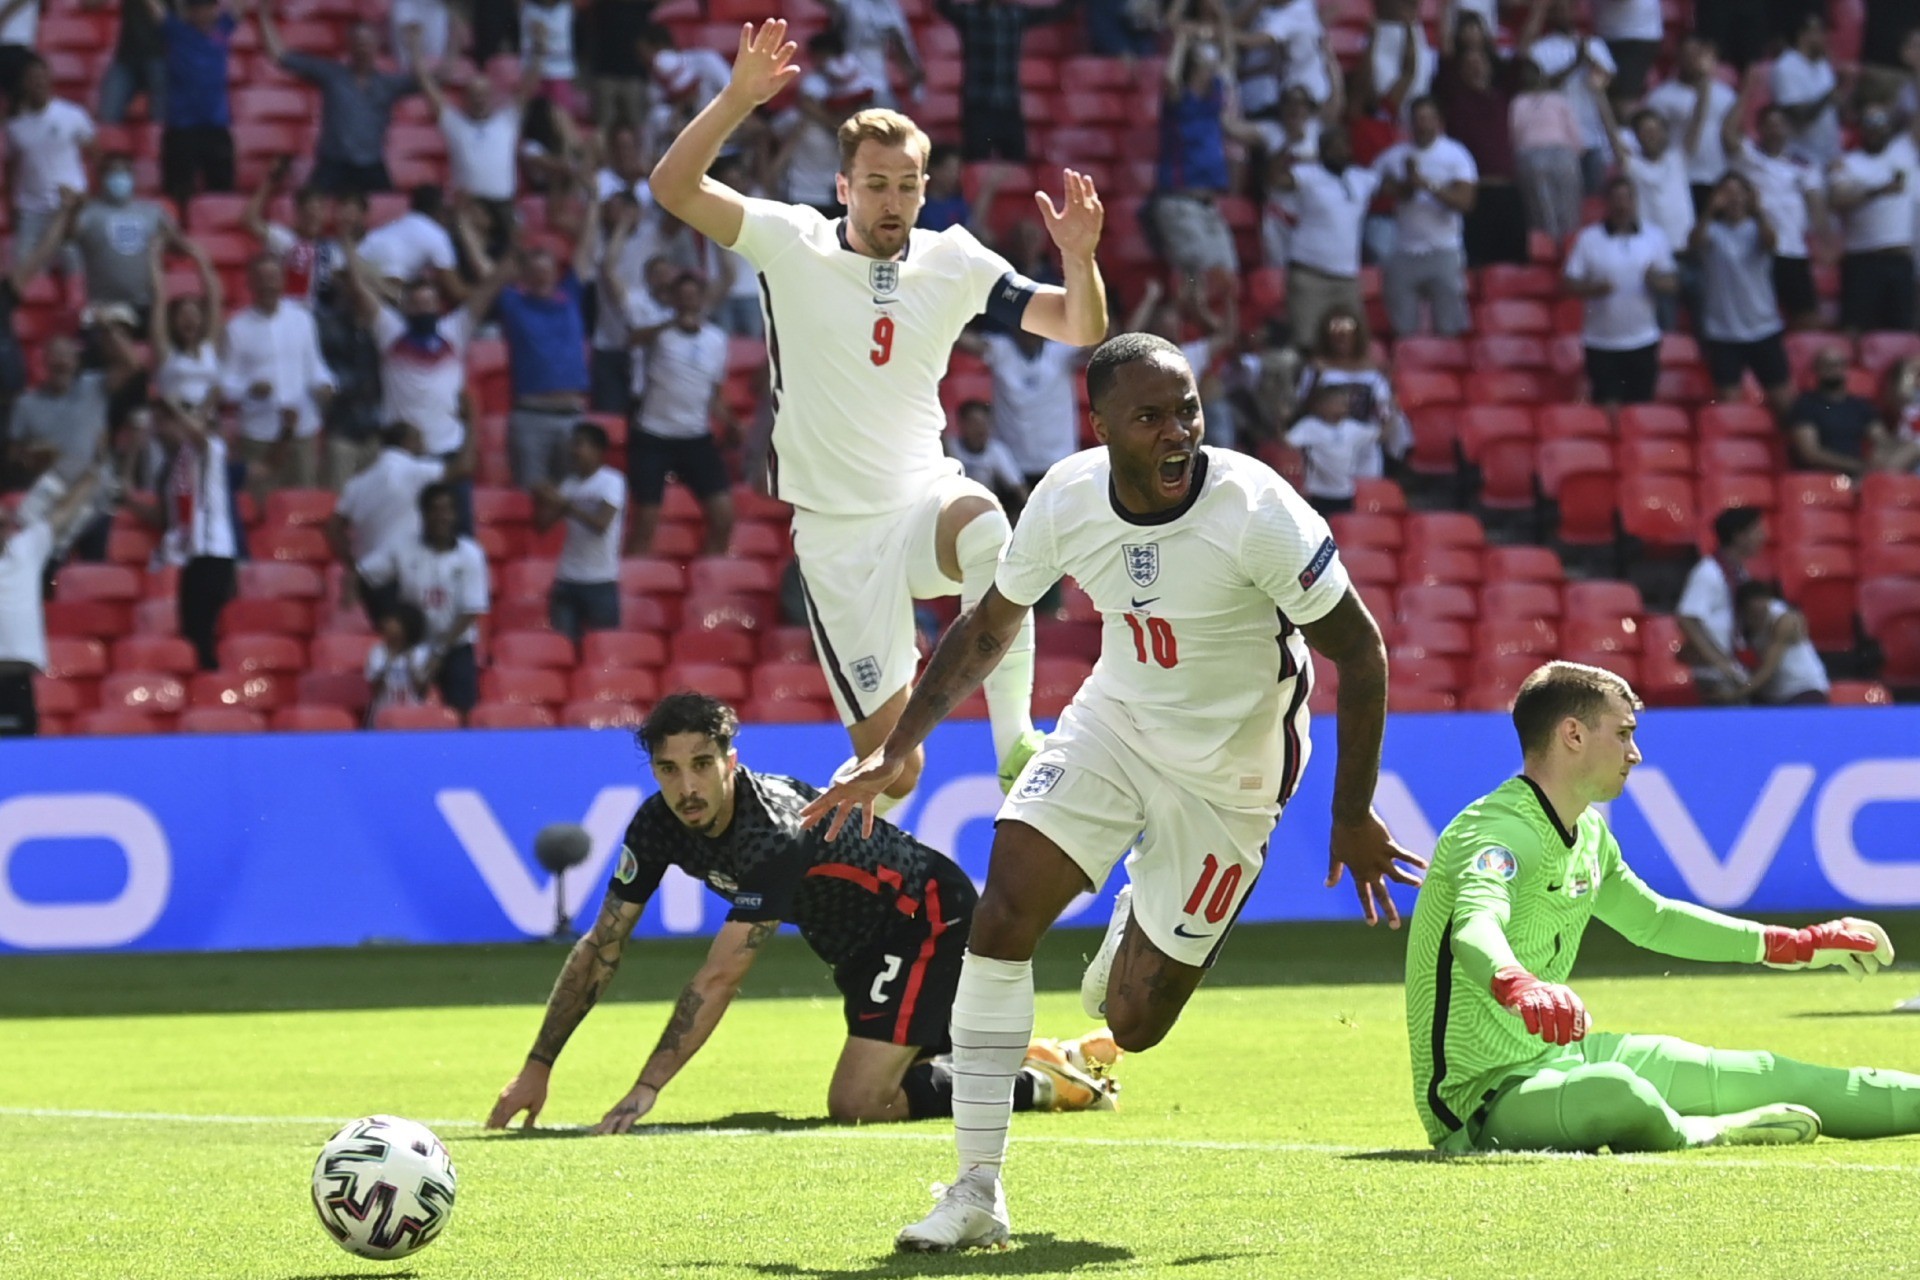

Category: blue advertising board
[1, 707, 1918, 953]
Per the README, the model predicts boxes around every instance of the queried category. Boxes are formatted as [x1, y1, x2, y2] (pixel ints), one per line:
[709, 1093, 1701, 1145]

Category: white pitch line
[3, 1105, 1917, 1171]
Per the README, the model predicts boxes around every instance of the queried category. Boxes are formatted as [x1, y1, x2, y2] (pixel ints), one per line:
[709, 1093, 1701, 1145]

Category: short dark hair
[638, 21, 674, 48]
[1735, 579, 1779, 611]
[379, 421, 416, 449]
[810, 27, 846, 56]
[638, 690, 739, 756]
[409, 184, 443, 217]
[958, 398, 991, 419]
[573, 420, 610, 453]
[1630, 107, 1664, 133]
[389, 601, 428, 648]
[1713, 504, 1764, 548]
[418, 481, 455, 518]
[1086, 331, 1184, 411]
[295, 185, 328, 207]
[1408, 94, 1440, 119]
[1512, 661, 1642, 756]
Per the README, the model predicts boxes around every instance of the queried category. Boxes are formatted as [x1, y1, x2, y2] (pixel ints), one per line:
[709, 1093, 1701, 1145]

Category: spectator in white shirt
[1830, 107, 1914, 334]
[519, 0, 579, 117]
[776, 32, 874, 216]
[1677, 505, 1764, 705]
[417, 53, 543, 254]
[1285, 382, 1382, 517]
[361, 482, 487, 718]
[220, 253, 337, 498]
[327, 421, 459, 624]
[948, 400, 1028, 513]
[0, 471, 98, 736]
[1361, 0, 1435, 127]
[1645, 36, 1738, 204]
[705, 150, 769, 339]
[245, 171, 345, 306]
[959, 327, 1081, 488]
[533, 421, 627, 642]
[587, 198, 669, 417]
[1771, 14, 1842, 169]
[1270, 127, 1380, 349]
[364, 600, 435, 726]
[1562, 177, 1677, 407]
[1593, 0, 1664, 104]
[128, 400, 240, 669]
[1595, 83, 1693, 333]
[357, 186, 463, 304]
[1690, 173, 1792, 416]
[1250, 0, 1331, 109]
[1735, 581, 1831, 706]
[1724, 71, 1827, 332]
[814, 0, 923, 110]
[1375, 97, 1477, 337]
[627, 273, 735, 556]
[7, 57, 95, 273]
[1520, 0, 1617, 193]
[149, 238, 226, 427]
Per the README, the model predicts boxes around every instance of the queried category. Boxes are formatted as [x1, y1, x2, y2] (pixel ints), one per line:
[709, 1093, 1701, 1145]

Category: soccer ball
[310, 1115, 457, 1260]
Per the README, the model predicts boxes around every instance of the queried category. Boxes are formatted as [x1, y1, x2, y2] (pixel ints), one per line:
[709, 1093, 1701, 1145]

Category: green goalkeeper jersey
[1405, 776, 1767, 1149]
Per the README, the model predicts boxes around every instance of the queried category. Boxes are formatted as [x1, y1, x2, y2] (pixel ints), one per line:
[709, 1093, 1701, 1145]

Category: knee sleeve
[954, 506, 1013, 609]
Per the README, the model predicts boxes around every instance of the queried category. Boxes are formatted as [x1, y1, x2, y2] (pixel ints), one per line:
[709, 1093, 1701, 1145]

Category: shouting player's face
[838, 140, 926, 261]
[651, 732, 740, 836]
[1579, 693, 1643, 803]
[1092, 355, 1205, 515]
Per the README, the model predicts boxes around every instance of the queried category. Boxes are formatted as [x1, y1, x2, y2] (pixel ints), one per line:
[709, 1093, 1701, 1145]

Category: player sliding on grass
[804, 333, 1426, 1251]
[487, 691, 1117, 1136]
[1408, 660, 1918, 1153]
[648, 19, 1110, 816]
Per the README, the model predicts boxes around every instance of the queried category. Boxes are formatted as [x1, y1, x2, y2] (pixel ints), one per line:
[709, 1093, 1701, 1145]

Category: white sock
[949, 950, 1034, 1177]
[955, 509, 1034, 763]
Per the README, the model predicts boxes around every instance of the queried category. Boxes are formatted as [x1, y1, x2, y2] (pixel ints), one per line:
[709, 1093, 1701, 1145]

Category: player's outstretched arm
[650, 21, 801, 250]
[1019, 168, 1109, 347]
[1299, 589, 1427, 927]
[486, 893, 643, 1130]
[801, 586, 1032, 840]
[593, 919, 781, 1134]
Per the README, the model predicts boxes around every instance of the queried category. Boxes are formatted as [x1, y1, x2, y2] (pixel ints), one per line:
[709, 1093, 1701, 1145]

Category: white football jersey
[731, 197, 1027, 516]
[997, 447, 1350, 807]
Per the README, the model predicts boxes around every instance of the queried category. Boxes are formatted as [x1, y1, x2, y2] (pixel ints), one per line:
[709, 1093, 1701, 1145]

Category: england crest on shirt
[869, 260, 899, 295]
[852, 655, 882, 693]
[1122, 543, 1159, 587]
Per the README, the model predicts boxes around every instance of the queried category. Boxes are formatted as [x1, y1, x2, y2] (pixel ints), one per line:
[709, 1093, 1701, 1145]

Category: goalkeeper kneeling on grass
[1407, 660, 1916, 1154]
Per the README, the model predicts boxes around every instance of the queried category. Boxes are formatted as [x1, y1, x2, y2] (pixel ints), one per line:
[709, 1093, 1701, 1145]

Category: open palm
[1037, 169, 1105, 259]
[728, 20, 802, 108]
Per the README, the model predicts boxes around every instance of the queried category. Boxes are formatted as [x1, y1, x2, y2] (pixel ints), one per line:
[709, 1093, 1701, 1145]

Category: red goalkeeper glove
[1491, 966, 1590, 1046]
[1762, 918, 1894, 977]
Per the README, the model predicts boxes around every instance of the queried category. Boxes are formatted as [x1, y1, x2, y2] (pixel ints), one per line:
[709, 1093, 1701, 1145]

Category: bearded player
[648, 20, 1109, 812]
[805, 334, 1425, 1250]
[1407, 660, 1920, 1154]
[487, 692, 1118, 1135]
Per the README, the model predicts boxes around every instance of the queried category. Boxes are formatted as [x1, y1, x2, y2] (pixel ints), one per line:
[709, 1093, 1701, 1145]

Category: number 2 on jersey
[1182, 854, 1242, 924]
[1124, 614, 1178, 668]
[870, 316, 895, 366]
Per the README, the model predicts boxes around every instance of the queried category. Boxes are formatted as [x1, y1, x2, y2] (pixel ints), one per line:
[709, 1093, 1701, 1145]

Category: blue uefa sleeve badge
[1469, 846, 1517, 881]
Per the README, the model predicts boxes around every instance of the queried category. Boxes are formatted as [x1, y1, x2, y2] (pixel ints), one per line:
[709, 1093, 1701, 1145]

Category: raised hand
[1326, 809, 1426, 929]
[798, 751, 906, 841]
[1036, 168, 1104, 260]
[725, 20, 802, 109]
[486, 1067, 549, 1129]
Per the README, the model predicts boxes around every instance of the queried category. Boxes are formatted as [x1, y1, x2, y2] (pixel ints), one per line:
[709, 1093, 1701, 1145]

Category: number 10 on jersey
[1124, 614, 1178, 668]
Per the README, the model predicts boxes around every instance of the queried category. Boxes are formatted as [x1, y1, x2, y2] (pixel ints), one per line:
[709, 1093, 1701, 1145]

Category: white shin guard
[948, 950, 1035, 1176]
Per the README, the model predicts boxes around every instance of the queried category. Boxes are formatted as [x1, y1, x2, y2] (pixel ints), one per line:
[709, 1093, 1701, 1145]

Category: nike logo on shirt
[1172, 923, 1214, 939]
[1131, 596, 1160, 609]
[1547, 882, 1564, 892]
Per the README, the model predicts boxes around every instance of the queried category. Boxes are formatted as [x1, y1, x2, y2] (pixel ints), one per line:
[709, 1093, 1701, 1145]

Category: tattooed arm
[592, 918, 783, 1135]
[799, 585, 1031, 840]
[486, 891, 644, 1129]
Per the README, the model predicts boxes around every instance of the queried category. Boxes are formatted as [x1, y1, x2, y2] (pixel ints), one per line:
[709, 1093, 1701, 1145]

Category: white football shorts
[790, 469, 992, 726]
[997, 700, 1281, 968]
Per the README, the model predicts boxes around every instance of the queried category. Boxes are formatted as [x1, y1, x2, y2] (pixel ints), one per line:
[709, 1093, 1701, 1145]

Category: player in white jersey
[649, 20, 1109, 811]
[803, 333, 1425, 1251]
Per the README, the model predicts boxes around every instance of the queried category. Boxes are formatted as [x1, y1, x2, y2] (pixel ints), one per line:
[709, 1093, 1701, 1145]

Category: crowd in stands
[4, 0, 1920, 738]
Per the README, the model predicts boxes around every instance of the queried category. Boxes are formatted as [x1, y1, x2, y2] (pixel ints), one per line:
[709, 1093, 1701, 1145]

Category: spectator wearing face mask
[73, 153, 184, 326]
[1785, 347, 1893, 478]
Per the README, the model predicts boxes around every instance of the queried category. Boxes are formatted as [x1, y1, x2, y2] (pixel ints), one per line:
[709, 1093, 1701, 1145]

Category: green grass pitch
[6, 915, 1920, 1280]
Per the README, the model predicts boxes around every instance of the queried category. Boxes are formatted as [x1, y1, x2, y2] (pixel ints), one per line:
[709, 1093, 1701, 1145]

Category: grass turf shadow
[737, 1235, 1135, 1276]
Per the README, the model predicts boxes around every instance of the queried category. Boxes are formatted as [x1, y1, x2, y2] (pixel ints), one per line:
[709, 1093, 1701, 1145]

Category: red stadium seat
[1658, 334, 1703, 368]
[1405, 405, 1461, 477]
[107, 526, 158, 566]
[75, 709, 167, 736]
[1860, 331, 1920, 375]
[1618, 404, 1690, 442]
[1784, 331, 1846, 381]
[217, 633, 306, 673]
[189, 671, 288, 713]
[273, 705, 358, 732]
[1777, 544, 1858, 651]
[1351, 478, 1408, 516]
[1404, 512, 1487, 551]
[43, 637, 107, 680]
[563, 700, 650, 729]
[1860, 577, 1920, 633]
[1861, 473, 1920, 513]
[670, 628, 756, 667]
[1478, 615, 1559, 658]
[310, 633, 377, 674]
[263, 488, 336, 529]
[1778, 503, 1854, 548]
[1477, 299, 1551, 334]
[1393, 369, 1462, 410]
[1342, 545, 1398, 585]
[253, 526, 331, 563]
[1398, 584, 1476, 622]
[1563, 615, 1642, 654]
[1480, 264, 1560, 300]
[1464, 369, 1556, 407]
[1560, 649, 1641, 686]
[1780, 472, 1858, 514]
[731, 522, 787, 560]
[480, 668, 568, 707]
[1388, 684, 1459, 713]
[1697, 437, 1772, 476]
[55, 564, 141, 603]
[501, 559, 558, 601]
[1327, 513, 1403, 551]
[1862, 544, 1920, 579]
[237, 561, 326, 600]
[1618, 474, 1697, 551]
[99, 672, 187, 715]
[1564, 580, 1645, 620]
[687, 559, 780, 596]
[472, 486, 534, 526]
[44, 600, 132, 640]
[1619, 438, 1693, 477]
[1393, 337, 1468, 371]
[1537, 404, 1610, 442]
[219, 599, 313, 636]
[751, 661, 833, 703]
[1830, 680, 1894, 705]
[1389, 655, 1462, 692]
[472, 703, 559, 729]
[1483, 545, 1565, 584]
[1400, 547, 1482, 586]
[492, 631, 577, 670]
[741, 698, 837, 724]
[1654, 368, 1713, 405]
[658, 662, 750, 702]
[1481, 581, 1562, 620]
[1468, 335, 1549, 372]
[1697, 403, 1774, 442]
[571, 667, 659, 704]
[622, 596, 681, 632]
[679, 593, 770, 634]
[1861, 507, 1920, 549]
[373, 704, 461, 730]
[179, 707, 267, 734]
[1538, 440, 1616, 547]
[296, 671, 373, 716]
[582, 631, 669, 669]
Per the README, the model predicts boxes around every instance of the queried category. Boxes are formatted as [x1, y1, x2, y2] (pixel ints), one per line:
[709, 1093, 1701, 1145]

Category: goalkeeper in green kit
[1407, 660, 1920, 1153]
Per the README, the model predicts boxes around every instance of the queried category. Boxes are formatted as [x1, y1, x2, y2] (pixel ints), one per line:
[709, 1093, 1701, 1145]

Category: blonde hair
[1512, 661, 1641, 756]
[837, 108, 932, 175]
